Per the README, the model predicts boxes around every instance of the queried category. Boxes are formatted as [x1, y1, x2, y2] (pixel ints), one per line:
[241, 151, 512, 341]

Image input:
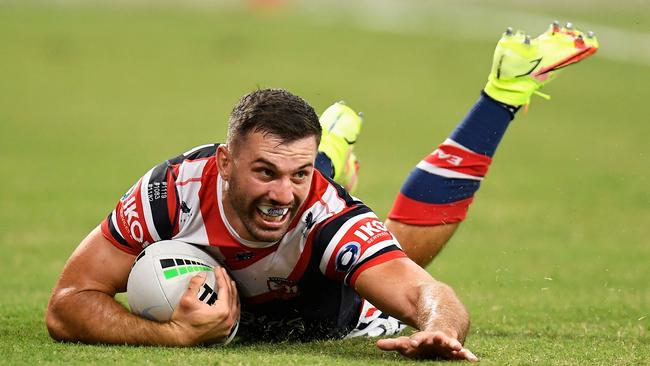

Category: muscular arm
[45, 226, 238, 345]
[354, 257, 476, 360]
[46, 227, 182, 344]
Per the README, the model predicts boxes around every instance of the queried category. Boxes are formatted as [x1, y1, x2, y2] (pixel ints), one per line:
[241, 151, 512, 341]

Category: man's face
[218, 131, 318, 243]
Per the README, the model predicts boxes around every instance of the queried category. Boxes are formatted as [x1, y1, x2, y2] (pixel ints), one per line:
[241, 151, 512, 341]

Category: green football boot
[484, 21, 599, 107]
[318, 101, 363, 193]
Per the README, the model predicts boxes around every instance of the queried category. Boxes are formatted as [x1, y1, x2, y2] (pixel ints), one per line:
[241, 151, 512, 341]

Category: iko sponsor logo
[335, 242, 361, 272]
[122, 195, 144, 243]
[353, 220, 389, 243]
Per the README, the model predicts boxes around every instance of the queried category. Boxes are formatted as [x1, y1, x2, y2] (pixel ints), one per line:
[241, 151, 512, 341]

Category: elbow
[45, 291, 76, 342]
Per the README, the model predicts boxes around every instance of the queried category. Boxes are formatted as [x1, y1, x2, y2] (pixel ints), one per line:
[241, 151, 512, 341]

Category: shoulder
[310, 169, 360, 207]
[168, 143, 220, 164]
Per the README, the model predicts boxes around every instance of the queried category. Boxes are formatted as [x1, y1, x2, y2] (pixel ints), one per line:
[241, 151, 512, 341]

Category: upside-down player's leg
[386, 92, 515, 266]
[387, 22, 599, 268]
[318, 22, 598, 269]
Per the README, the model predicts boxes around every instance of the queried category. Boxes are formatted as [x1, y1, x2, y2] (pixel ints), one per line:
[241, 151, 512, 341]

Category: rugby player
[46, 24, 597, 361]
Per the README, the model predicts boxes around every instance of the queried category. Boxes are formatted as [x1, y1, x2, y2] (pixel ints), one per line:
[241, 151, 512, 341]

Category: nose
[268, 177, 293, 205]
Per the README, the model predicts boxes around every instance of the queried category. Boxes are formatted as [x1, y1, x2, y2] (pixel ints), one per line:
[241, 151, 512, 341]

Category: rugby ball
[126, 240, 238, 344]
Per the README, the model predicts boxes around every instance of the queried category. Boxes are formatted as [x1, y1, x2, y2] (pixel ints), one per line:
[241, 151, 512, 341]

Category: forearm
[46, 288, 183, 346]
[412, 281, 470, 343]
[355, 258, 470, 342]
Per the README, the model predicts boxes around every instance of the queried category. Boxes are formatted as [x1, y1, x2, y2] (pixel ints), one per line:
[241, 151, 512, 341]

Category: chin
[256, 227, 289, 242]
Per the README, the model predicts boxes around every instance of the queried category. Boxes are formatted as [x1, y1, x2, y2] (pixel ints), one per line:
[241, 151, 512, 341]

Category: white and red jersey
[101, 144, 406, 340]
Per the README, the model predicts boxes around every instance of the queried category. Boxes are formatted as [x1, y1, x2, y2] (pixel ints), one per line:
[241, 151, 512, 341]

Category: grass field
[1, 1, 649, 364]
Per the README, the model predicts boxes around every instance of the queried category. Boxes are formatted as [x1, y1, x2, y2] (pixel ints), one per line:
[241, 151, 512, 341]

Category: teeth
[258, 206, 289, 217]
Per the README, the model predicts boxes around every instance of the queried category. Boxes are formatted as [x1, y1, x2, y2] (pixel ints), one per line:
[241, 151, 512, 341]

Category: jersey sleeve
[101, 161, 178, 255]
[312, 205, 407, 287]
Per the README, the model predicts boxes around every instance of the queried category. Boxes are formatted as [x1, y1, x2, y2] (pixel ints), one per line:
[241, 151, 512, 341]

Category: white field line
[297, 0, 650, 66]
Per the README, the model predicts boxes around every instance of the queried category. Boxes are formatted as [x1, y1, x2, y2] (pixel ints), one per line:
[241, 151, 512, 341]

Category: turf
[0, 1, 648, 365]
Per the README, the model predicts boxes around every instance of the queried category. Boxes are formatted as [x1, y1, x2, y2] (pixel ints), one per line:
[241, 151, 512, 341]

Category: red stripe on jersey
[348, 251, 407, 288]
[166, 165, 180, 237]
[219, 245, 277, 270]
[286, 220, 322, 281]
[177, 177, 203, 186]
[198, 158, 231, 245]
[100, 218, 140, 255]
[388, 192, 474, 225]
[424, 144, 492, 177]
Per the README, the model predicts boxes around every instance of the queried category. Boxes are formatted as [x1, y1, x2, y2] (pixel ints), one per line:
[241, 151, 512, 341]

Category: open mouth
[256, 205, 290, 224]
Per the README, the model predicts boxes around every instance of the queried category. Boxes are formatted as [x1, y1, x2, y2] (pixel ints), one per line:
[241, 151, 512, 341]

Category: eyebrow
[252, 158, 313, 171]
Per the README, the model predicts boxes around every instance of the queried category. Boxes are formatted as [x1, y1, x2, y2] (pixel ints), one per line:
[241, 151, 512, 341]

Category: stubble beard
[225, 174, 296, 243]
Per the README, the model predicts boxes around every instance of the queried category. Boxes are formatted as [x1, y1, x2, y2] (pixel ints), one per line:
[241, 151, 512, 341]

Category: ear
[216, 144, 233, 181]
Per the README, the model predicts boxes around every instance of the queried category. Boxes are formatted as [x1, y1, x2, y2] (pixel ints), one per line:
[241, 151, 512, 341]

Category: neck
[220, 179, 252, 241]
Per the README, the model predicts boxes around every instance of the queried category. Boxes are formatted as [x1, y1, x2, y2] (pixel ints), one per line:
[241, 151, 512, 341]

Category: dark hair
[227, 88, 321, 150]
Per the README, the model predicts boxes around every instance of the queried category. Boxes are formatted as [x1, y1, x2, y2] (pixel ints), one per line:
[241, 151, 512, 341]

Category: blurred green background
[1, 0, 648, 364]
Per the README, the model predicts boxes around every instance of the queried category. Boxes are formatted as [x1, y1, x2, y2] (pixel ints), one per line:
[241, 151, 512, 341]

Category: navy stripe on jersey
[344, 244, 401, 284]
[148, 163, 173, 240]
[319, 173, 360, 207]
[311, 205, 373, 260]
[315, 152, 335, 179]
[167, 143, 219, 165]
[105, 213, 137, 251]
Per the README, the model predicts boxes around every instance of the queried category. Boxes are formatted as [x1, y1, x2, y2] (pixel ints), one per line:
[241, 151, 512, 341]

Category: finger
[224, 277, 235, 311]
[186, 271, 207, 297]
[452, 348, 479, 362]
[376, 337, 410, 351]
[233, 281, 241, 317]
[222, 269, 237, 311]
[229, 280, 239, 311]
[214, 266, 230, 306]
[408, 332, 431, 347]
[432, 331, 463, 351]
[178, 271, 207, 309]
